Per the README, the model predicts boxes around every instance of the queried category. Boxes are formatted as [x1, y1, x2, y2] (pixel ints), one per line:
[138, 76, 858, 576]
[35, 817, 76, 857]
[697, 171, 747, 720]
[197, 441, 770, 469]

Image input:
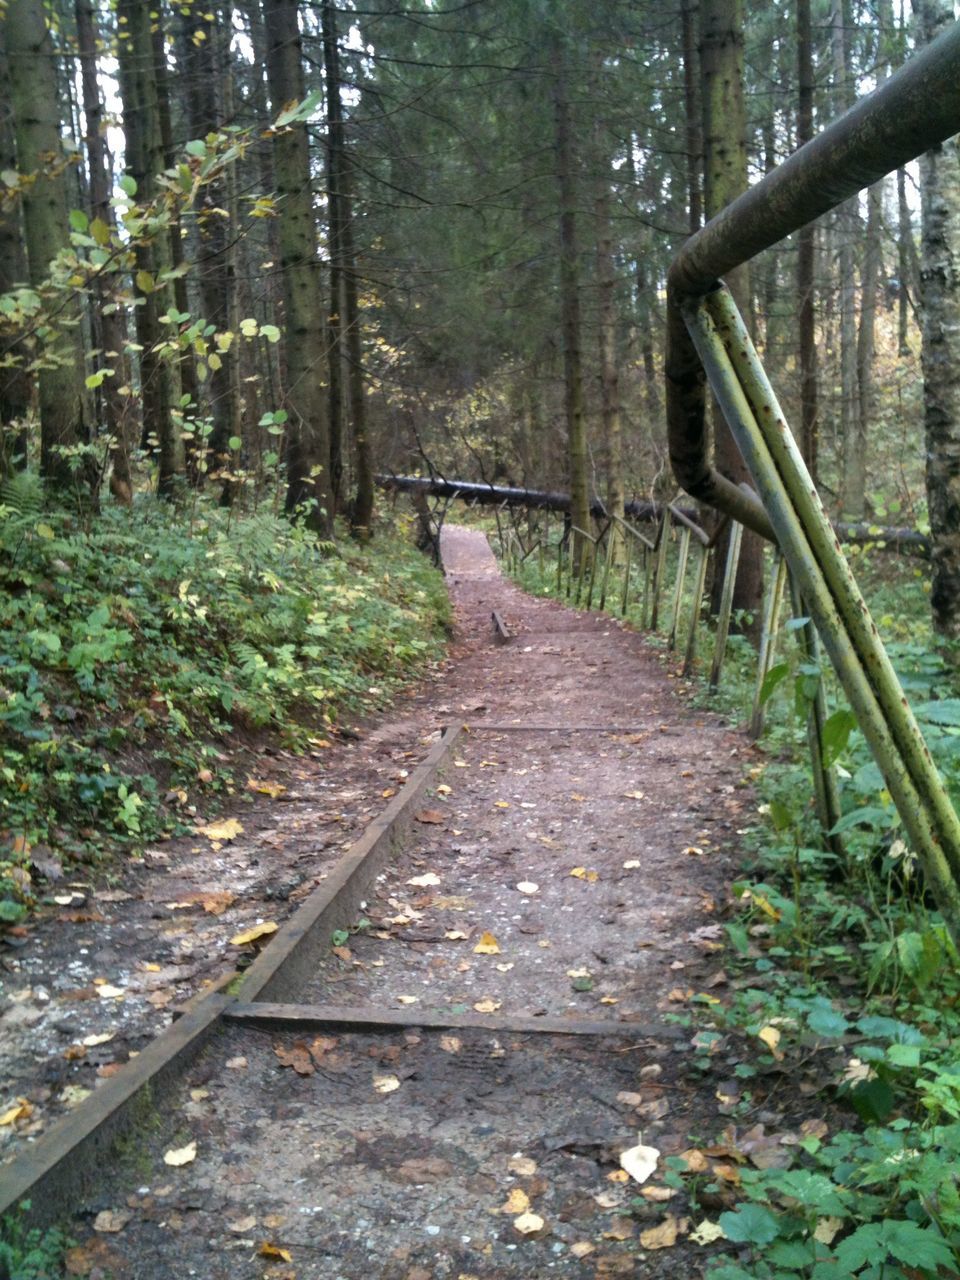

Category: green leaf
[85, 371, 106, 389]
[274, 89, 322, 127]
[835, 1221, 954, 1274]
[228, 436, 242, 451]
[717, 1204, 780, 1246]
[135, 270, 155, 294]
[821, 708, 857, 767]
[807, 1006, 849, 1038]
[916, 698, 960, 726]
[69, 208, 89, 233]
[849, 1077, 895, 1123]
[185, 139, 208, 158]
[90, 216, 111, 246]
[758, 661, 790, 707]
[119, 173, 137, 196]
[260, 323, 281, 343]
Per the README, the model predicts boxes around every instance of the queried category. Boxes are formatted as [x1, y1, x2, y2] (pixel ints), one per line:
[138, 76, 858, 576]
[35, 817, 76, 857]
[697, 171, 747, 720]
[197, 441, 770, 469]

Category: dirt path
[13, 528, 756, 1278]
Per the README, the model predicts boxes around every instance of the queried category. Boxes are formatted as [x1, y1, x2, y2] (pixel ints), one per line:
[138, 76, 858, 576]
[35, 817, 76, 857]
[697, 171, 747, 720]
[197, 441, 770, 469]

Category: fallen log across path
[377, 473, 931, 556]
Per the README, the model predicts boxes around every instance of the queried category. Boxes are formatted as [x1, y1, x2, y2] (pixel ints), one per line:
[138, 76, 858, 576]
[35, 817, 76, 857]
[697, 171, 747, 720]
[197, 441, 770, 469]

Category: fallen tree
[377, 475, 931, 557]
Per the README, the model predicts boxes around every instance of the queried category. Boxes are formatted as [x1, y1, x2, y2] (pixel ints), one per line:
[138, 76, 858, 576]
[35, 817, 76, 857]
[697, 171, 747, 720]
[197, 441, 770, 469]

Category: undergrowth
[501, 523, 960, 1278]
[0, 477, 449, 921]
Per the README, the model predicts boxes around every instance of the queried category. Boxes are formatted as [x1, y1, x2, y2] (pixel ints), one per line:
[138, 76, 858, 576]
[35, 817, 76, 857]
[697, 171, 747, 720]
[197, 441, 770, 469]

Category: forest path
[59, 527, 756, 1279]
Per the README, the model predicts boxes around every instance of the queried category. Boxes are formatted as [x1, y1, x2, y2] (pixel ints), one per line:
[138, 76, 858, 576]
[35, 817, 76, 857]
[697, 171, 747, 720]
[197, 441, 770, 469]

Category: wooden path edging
[0, 724, 461, 1227]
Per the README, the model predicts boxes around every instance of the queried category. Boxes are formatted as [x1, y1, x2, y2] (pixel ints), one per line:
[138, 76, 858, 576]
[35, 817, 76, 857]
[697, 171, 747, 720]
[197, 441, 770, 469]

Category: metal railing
[666, 21, 960, 936]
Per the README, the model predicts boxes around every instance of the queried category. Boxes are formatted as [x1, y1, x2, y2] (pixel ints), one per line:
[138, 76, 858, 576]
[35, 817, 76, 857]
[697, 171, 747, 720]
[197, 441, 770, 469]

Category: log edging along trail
[377, 474, 931, 556]
[0, 724, 463, 1227]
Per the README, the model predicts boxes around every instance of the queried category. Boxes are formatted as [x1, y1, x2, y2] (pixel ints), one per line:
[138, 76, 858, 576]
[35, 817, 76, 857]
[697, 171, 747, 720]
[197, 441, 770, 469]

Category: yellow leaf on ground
[473, 998, 501, 1014]
[163, 1141, 197, 1167]
[230, 921, 278, 946]
[93, 1210, 131, 1234]
[473, 931, 501, 955]
[373, 1074, 400, 1094]
[258, 1242, 293, 1261]
[639, 1215, 679, 1250]
[758, 1025, 781, 1052]
[246, 778, 286, 798]
[570, 1242, 595, 1258]
[507, 1155, 537, 1176]
[228, 1216, 257, 1234]
[569, 867, 599, 882]
[407, 872, 441, 888]
[0, 1099, 31, 1126]
[494, 800, 510, 809]
[690, 1219, 726, 1245]
[397, 995, 418, 1005]
[96, 984, 125, 999]
[196, 817, 243, 842]
[623, 790, 645, 800]
[620, 1142, 660, 1184]
[512, 1212, 545, 1236]
[440, 1036, 461, 1054]
[500, 1188, 530, 1215]
[445, 930, 469, 940]
[623, 859, 641, 869]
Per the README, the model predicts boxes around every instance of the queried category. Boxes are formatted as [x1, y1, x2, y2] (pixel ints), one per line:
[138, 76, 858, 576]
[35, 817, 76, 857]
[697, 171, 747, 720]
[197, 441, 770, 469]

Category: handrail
[665, 20, 960, 936]
[666, 20, 960, 540]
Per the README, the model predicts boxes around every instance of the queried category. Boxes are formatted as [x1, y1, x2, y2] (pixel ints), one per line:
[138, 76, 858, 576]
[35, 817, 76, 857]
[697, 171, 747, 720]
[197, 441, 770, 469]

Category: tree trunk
[594, 151, 624, 539]
[4, 0, 97, 503]
[341, 162, 374, 538]
[551, 34, 590, 573]
[700, 0, 763, 626]
[116, 0, 184, 497]
[322, 0, 345, 515]
[796, 0, 818, 476]
[0, 31, 30, 476]
[914, 0, 960, 637]
[264, 0, 333, 533]
[681, 0, 702, 235]
[75, 0, 133, 504]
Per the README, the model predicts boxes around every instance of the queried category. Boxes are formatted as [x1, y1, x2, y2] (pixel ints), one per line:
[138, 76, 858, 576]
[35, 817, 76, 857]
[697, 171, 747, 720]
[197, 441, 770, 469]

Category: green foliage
[0, 498, 448, 915]
[0, 1204, 70, 1279]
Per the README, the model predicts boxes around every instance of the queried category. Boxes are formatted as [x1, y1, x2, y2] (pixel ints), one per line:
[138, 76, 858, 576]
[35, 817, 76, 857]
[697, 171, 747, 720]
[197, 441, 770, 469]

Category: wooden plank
[237, 724, 462, 1004]
[0, 996, 229, 1226]
[224, 1001, 684, 1041]
[491, 609, 512, 643]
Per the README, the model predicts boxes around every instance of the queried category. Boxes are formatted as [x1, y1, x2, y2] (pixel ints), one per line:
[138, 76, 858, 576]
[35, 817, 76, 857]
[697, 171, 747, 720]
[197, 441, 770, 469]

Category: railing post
[620, 533, 634, 617]
[709, 520, 744, 691]
[649, 510, 671, 631]
[682, 543, 710, 677]
[667, 527, 691, 651]
[598, 525, 616, 611]
[749, 551, 788, 739]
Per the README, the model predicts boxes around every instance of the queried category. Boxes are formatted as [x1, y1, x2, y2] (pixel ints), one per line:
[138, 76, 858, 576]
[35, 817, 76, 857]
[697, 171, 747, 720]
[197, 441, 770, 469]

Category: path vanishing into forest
[3, 527, 759, 1279]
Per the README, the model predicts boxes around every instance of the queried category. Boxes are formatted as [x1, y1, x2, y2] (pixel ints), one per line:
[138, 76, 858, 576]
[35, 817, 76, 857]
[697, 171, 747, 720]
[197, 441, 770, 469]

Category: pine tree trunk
[681, 0, 702, 235]
[4, 0, 97, 503]
[341, 163, 374, 538]
[914, 0, 960, 637]
[116, 0, 184, 497]
[264, 0, 333, 533]
[551, 36, 590, 573]
[0, 31, 30, 476]
[796, 0, 819, 476]
[75, 0, 133, 504]
[595, 157, 624, 539]
[322, 0, 345, 515]
[700, 0, 763, 626]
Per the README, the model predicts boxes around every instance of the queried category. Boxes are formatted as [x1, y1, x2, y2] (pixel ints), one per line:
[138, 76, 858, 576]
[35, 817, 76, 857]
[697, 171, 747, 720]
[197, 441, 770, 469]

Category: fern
[0, 470, 43, 517]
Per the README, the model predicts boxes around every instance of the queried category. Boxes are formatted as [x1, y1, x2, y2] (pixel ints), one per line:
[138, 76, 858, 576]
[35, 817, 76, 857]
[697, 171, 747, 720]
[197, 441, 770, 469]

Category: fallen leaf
[309, 1036, 338, 1062]
[230, 921, 278, 946]
[0, 1099, 31, 1126]
[603, 1218, 635, 1241]
[642, 1186, 678, 1202]
[196, 818, 244, 842]
[436, 783, 452, 795]
[516, 881, 539, 895]
[495, 962, 514, 973]
[397, 995, 418, 1005]
[201, 891, 235, 915]
[406, 872, 441, 888]
[228, 1215, 257, 1234]
[97, 984, 125, 1000]
[473, 998, 501, 1014]
[758, 1024, 781, 1052]
[274, 1042, 314, 1075]
[623, 790, 645, 800]
[444, 929, 469, 940]
[93, 1209, 131, 1234]
[600, 996, 619, 1005]
[690, 1219, 726, 1246]
[64, 1240, 122, 1276]
[190, 1088, 210, 1102]
[332, 945, 352, 962]
[60, 1085, 91, 1107]
[512, 1212, 545, 1236]
[620, 1142, 660, 1185]
[507, 1155, 537, 1176]
[473, 931, 501, 955]
[607, 1169, 630, 1183]
[258, 1242, 292, 1261]
[493, 800, 511, 809]
[569, 867, 599, 882]
[500, 1188, 530, 1214]
[246, 778, 286, 798]
[414, 809, 445, 825]
[570, 1242, 595, 1259]
[373, 1074, 400, 1094]
[226, 1056, 248, 1070]
[622, 859, 641, 869]
[163, 1141, 197, 1167]
[440, 1035, 462, 1054]
[814, 1216, 844, 1244]
[684, 846, 704, 857]
[639, 1216, 679, 1250]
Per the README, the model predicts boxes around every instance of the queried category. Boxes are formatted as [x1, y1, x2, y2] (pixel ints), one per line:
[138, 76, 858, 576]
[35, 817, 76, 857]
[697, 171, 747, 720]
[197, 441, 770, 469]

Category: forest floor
[5, 526, 769, 1278]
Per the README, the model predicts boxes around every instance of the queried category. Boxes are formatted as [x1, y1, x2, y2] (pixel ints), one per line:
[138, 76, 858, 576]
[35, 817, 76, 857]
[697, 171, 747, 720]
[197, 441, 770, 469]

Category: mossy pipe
[705, 286, 960, 885]
[683, 300, 960, 936]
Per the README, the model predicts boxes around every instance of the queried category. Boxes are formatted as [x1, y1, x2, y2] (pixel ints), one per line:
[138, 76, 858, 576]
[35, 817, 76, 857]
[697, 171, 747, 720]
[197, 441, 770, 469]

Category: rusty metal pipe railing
[666, 20, 960, 538]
